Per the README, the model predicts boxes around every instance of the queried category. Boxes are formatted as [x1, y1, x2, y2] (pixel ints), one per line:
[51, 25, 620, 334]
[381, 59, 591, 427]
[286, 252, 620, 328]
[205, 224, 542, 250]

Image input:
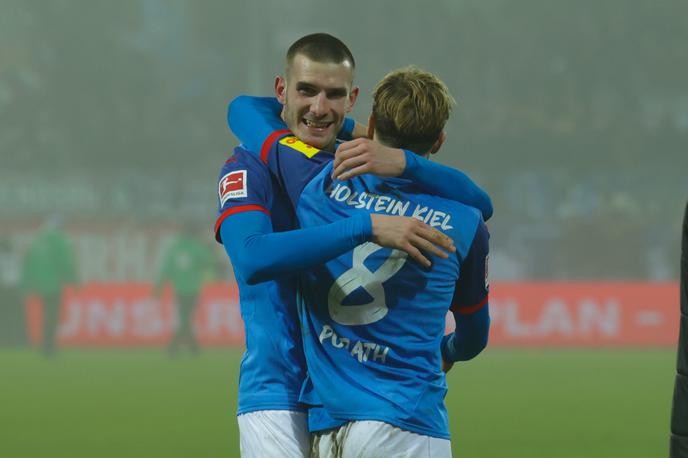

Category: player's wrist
[369, 214, 383, 243]
[388, 148, 406, 177]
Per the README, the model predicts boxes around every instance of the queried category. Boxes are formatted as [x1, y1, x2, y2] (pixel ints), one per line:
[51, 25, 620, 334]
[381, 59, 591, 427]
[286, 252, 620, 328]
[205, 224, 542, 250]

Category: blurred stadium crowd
[0, 0, 686, 289]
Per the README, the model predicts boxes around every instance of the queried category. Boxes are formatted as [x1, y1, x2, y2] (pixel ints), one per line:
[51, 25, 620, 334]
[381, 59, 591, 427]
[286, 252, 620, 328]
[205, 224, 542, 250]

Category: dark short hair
[286, 33, 355, 71]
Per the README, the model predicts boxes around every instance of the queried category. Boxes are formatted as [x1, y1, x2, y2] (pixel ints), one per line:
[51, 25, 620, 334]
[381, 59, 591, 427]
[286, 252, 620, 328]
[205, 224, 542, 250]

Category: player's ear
[347, 86, 360, 112]
[274, 75, 287, 104]
[429, 131, 446, 156]
[367, 115, 376, 139]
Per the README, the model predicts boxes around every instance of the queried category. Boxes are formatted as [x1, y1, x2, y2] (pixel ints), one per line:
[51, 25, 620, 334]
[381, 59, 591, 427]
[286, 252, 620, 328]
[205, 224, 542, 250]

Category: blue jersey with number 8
[258, 131, 489, 439]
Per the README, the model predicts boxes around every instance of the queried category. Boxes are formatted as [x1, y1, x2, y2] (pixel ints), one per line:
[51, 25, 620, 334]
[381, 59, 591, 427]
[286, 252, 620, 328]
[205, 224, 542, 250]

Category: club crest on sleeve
[279, 136, 320, 158]
[219, 170, 247, 205]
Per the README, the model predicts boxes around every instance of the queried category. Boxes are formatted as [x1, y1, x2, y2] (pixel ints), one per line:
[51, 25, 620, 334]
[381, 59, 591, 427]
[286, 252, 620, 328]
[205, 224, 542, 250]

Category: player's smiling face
[275, 54, 359, 151]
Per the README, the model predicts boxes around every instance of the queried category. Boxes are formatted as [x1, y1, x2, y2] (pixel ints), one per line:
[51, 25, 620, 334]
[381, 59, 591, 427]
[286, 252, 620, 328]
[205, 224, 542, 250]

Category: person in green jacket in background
[156, 223, 217, 356]
[20, 216, 77, 357]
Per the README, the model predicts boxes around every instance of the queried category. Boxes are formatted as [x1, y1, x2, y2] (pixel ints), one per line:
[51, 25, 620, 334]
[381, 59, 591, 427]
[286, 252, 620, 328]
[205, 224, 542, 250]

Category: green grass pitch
[0, 348, 674, 457]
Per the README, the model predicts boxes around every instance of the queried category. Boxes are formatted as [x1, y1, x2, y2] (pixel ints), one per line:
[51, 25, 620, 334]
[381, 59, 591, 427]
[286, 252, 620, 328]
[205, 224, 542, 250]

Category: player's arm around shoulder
[332, 138, 406, 180]
[227, 95, 287, 155]
[227, 95, 362, 158]
[332, 138, 493, 221]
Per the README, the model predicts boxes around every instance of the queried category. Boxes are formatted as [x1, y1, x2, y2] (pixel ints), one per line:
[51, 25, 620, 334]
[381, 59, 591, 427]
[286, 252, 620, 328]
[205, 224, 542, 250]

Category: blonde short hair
[372, 66, 455, 153]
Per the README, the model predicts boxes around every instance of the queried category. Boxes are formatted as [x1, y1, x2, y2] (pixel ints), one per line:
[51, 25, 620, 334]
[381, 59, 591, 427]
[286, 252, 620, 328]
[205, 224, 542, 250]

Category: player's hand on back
[370, 214, 455, 268]
[333, 138, 406, 181]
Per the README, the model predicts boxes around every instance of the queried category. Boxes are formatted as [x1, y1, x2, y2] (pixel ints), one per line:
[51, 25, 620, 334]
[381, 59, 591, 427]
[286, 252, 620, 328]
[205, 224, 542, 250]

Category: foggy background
[1, 2, 685, 457]
[1, 0, 686, 286]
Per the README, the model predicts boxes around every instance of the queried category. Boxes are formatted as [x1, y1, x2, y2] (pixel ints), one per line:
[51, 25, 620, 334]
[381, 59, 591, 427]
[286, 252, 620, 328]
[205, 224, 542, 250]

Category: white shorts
[311, 420, 452, 458]
[237, 410, 310, 458]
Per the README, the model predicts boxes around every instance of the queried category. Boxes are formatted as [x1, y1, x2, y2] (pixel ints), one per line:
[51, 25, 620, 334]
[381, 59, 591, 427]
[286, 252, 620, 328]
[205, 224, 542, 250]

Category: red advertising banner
[480, 282, 679, 347]
[26, 281, 679, 348]
[26, 282, 243, 347]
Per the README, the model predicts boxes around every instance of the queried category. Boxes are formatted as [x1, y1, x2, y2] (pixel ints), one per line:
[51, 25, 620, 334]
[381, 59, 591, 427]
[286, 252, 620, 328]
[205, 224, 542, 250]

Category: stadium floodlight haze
[0, 1, 685, 457]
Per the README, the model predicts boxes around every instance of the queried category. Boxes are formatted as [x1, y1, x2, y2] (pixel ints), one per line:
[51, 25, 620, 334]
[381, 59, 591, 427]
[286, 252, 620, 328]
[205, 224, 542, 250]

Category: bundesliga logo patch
[219, 170, 247, 205]
[279, 136, 320, 158]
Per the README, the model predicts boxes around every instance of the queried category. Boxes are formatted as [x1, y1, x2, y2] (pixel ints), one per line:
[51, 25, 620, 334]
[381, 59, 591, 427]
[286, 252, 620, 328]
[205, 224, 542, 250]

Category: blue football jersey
[260, 132, 489, 439]
[214, 146, 307, 414]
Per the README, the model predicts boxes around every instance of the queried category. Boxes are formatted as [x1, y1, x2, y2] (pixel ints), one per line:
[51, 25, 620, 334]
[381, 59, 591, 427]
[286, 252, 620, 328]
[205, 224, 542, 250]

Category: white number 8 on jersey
[328, 242, 408, 326]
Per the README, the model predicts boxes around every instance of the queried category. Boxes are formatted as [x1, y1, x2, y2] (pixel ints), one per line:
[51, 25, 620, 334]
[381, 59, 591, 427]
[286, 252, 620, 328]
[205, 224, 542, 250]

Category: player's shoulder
[447, 199, 483, 224]
[216, 147, 273, 200]
[270, 135, 336, 166]
[422, 192, 484, 249]
[274, 134, 323, 158]
[221, 146, 263, 168]
[266, 134, 334, 186]
[217, 146, 270, 179]
[420, 191, 483, 225]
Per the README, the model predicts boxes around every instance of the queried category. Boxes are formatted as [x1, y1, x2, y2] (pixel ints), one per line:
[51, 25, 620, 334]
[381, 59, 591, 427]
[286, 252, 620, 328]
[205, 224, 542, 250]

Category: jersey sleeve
[227, 95, 356, 158]
[441, 220, 491, 362]
[451, 219, 490, 314]
[441, 305, 490, 362]
[214, 149, 273, 243]
[337, 117, 356, 141]
[221, 210, 371, 285]
[401, 150, 493, 221]
[227, 96, 285, 154]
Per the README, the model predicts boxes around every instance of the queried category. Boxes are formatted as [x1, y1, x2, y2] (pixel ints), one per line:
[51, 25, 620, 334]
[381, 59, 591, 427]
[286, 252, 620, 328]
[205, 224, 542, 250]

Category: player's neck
[373, 134, 430, 159]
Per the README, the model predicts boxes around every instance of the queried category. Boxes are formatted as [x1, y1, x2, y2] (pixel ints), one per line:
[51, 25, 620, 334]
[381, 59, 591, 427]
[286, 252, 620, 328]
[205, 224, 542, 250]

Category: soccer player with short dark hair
[217, 33, 491, 456]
